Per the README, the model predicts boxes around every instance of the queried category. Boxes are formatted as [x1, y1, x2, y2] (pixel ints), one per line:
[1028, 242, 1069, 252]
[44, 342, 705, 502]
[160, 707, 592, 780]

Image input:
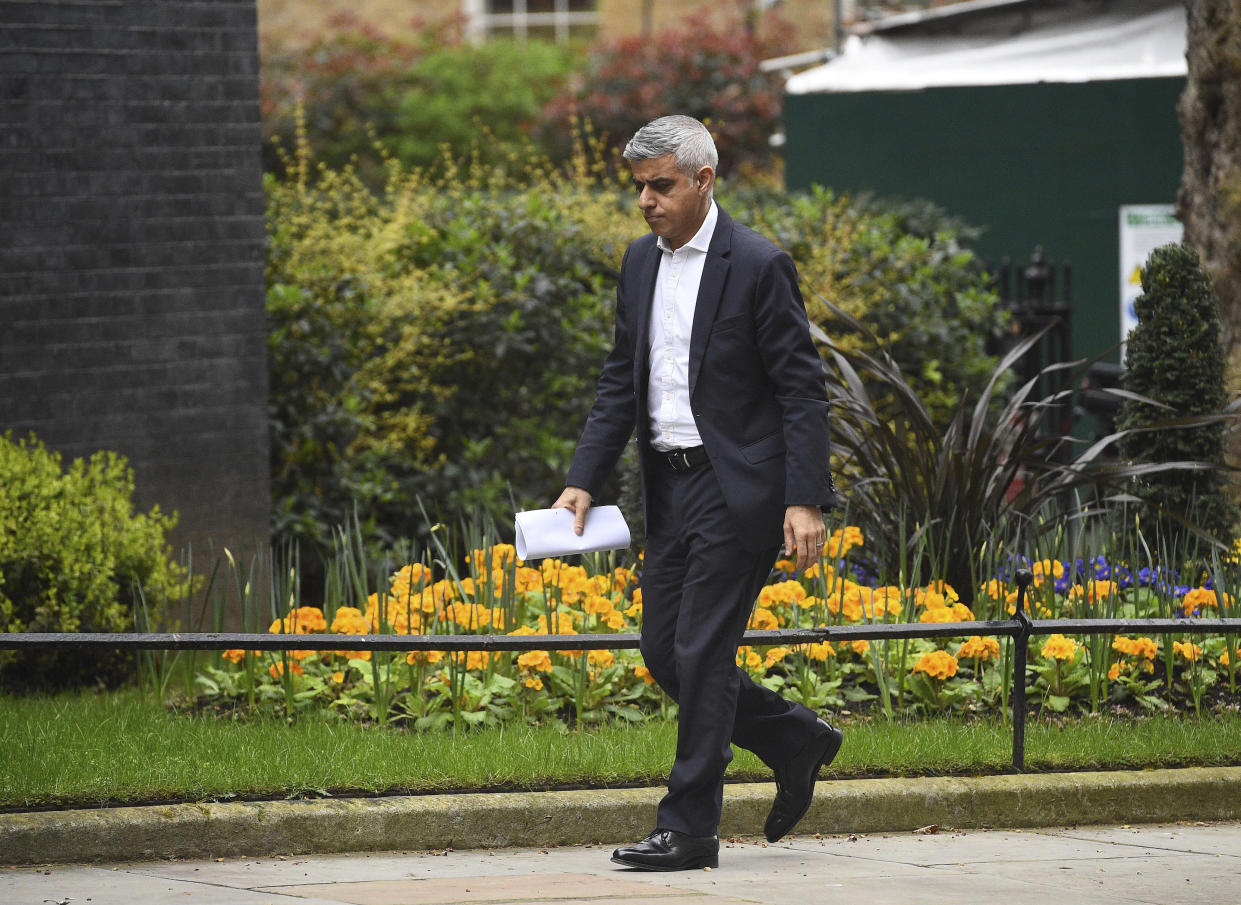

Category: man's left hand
[783, 505, 826, 572]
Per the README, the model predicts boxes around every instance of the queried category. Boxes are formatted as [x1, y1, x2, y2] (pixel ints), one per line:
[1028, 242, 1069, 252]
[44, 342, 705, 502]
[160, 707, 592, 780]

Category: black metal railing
[4, 570, 1240, 770]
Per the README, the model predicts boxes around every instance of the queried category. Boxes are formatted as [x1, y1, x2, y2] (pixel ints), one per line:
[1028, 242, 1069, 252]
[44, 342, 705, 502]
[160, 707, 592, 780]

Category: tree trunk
[1178, 0, 1241, 477]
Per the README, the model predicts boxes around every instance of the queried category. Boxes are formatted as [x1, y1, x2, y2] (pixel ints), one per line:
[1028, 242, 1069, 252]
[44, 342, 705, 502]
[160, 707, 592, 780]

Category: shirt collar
[657, 200, 717, 254]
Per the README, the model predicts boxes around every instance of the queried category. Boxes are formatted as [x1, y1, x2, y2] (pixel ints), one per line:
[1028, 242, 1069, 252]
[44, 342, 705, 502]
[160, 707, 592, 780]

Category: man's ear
[695, 165, 715, 196]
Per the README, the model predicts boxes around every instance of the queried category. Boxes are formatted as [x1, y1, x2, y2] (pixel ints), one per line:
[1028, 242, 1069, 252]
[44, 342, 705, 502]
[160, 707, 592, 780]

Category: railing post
[1011, 569, 1034, 771]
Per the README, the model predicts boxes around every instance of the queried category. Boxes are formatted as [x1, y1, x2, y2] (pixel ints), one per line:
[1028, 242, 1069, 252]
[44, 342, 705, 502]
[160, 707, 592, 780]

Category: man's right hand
[552, 486, 593, 536]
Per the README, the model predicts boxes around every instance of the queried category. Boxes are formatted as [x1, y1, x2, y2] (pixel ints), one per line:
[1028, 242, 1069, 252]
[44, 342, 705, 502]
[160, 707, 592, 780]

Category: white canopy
[785, 3, 1186, 95]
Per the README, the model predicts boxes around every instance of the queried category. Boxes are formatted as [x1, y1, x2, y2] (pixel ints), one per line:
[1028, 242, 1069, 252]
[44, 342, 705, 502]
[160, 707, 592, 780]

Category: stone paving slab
[4, 822, 1237, 905]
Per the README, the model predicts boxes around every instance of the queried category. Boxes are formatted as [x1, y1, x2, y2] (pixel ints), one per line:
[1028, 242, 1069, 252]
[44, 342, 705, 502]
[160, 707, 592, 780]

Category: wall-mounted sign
[1119, 205, 1182, 344]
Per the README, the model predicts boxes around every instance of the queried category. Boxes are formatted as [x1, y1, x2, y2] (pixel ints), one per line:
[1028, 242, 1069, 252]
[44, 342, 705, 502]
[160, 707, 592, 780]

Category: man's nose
[638, 186, 655, 210]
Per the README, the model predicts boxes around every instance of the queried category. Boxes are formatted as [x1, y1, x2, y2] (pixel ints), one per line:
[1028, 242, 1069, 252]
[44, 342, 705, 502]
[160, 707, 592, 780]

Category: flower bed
[193, 529, 1241, 727]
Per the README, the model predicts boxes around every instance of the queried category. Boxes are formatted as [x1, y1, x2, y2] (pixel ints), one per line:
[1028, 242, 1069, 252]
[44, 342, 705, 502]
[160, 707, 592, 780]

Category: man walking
[553, 115, 841, 871]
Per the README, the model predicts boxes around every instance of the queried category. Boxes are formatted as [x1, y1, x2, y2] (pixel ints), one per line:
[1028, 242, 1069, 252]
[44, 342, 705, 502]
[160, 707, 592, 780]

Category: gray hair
[623, 115, 718, 178]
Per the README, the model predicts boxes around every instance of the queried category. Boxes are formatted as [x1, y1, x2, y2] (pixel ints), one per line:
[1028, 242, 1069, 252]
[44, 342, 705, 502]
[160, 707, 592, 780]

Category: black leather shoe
[764, 717, 843, 843]
[611, 829, 720, 871]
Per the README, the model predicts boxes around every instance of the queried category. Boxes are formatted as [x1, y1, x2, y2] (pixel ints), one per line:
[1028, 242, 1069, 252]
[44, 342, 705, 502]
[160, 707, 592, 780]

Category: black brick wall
[0, 0, 269, 557]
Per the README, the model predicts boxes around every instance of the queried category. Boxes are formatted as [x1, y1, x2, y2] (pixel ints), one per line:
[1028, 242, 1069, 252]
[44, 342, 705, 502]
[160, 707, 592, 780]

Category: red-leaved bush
[537, 12, 796, 176]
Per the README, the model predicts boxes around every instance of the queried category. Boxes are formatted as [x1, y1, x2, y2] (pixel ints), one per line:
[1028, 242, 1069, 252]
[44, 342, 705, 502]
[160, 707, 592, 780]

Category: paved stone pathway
[5, 822, 1238, 905]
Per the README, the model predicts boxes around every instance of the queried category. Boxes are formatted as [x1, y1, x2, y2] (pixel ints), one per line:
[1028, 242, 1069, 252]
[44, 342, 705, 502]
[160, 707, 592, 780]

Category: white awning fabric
[785, 4, 1186, 95]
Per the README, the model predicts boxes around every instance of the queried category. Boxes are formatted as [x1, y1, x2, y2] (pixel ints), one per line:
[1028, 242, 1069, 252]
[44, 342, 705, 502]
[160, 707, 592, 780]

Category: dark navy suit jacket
[565, 206, 835, 552]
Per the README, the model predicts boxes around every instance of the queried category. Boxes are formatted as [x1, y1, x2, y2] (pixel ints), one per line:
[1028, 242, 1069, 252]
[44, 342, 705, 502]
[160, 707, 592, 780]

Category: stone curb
[3, 767, 1240, 865]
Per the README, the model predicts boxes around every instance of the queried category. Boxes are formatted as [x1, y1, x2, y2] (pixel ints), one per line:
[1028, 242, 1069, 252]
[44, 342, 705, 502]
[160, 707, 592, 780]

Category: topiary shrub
[0, 433, 190, 689]
[1117, 242, 1236, 540]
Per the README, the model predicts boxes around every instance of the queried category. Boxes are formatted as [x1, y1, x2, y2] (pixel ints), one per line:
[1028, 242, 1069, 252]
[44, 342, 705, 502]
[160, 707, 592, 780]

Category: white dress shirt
[647, 201, 718, 452]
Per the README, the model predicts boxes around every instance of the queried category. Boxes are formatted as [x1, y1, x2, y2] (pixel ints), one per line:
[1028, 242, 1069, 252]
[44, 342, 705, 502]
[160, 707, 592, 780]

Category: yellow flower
[749, 607, 780, 630]
[536, 611, 578, 635]
[588, 649, 616, 669]
[773, 558, 797, 573]
[1040, 634, 1079, 661]
[331, 670, 346, 683]
[845, 586, 904, 620]
[1067, 580, 1118, 606]
[912, 650, 958, 681]
[806, 641, 835, 661]
[913, 582, 959, 608]
[583, 595, 616, 616]
[918, 605, 951, 624]
[605, 610, 626, 630]
[450, 650, 496, 671]
[956, 636, 1001, 661]
[763, 646, 791, 668]
[337, 649, 372, 661]
[524, 676, 544, 690]
[735, 646, 763, 669]
[221, 649, 247, 664]
[1107, 661, 1122, 681]
[1030, 559, 1065, 586]
[268, 661, 304, 678]
[1173, 640, 1202, 662]
[849, 640, 870, 656]
[825, 525, 864, 558]
[513, 567, 544, 593]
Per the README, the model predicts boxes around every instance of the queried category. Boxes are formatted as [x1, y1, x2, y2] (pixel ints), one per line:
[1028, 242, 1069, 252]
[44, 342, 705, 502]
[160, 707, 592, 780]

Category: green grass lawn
[3, 690, 1240, 810]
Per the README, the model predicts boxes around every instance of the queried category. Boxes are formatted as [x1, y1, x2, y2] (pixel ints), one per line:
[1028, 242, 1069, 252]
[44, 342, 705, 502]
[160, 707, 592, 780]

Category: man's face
[628, 154, 713, 251]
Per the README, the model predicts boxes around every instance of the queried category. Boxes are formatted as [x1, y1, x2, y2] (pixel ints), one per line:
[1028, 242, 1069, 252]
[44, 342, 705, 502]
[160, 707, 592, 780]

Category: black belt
[656, 445, 709, 473]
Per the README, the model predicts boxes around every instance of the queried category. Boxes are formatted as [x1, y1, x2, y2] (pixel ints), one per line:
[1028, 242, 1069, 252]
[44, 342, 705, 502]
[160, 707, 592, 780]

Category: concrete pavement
[5, 821, 1239, 905]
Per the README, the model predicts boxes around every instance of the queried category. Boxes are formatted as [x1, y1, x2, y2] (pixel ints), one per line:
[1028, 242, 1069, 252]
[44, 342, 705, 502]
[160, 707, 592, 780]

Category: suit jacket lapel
[688, 207, 733, 397]
[629, 238, 661, 397]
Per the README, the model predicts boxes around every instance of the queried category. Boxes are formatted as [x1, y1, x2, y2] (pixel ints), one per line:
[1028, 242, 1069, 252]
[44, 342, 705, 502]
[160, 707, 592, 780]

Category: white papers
[514, 506, 631, 561]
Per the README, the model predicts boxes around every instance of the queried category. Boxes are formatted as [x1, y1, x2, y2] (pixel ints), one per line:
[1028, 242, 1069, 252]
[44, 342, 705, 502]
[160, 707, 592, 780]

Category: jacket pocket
[740, 432, 786, 464]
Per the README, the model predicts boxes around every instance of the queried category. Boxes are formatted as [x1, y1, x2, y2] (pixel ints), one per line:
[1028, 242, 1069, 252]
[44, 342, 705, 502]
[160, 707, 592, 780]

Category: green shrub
[0, 433, 188, 689]
[265, 159, 622, 564]
[261, 22, 579, 182]
[732, 185, 1007, 430]
[1117, 243, 1236, 540]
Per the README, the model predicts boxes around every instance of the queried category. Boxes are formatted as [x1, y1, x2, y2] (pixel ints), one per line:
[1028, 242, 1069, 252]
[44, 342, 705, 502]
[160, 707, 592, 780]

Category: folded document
[514, 505, 631, 561]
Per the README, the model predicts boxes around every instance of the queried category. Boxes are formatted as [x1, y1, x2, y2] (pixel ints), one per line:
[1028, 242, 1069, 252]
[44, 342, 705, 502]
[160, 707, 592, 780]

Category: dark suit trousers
[640, 455, 823, 837]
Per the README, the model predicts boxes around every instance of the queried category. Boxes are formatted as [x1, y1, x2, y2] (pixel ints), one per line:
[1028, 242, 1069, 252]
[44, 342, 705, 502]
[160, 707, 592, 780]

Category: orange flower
[1180, 587, 1231, 616]
[912, 650, 958, 680]
[634, 664, 657, 685]
[221, 649, 247, 664]
[1112, 635, 1158, 660]
[405, 650, 443, 666]
[329, 606, 371, 635]
[517, 649, 553, 673]
[268, 660, 304, 678]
